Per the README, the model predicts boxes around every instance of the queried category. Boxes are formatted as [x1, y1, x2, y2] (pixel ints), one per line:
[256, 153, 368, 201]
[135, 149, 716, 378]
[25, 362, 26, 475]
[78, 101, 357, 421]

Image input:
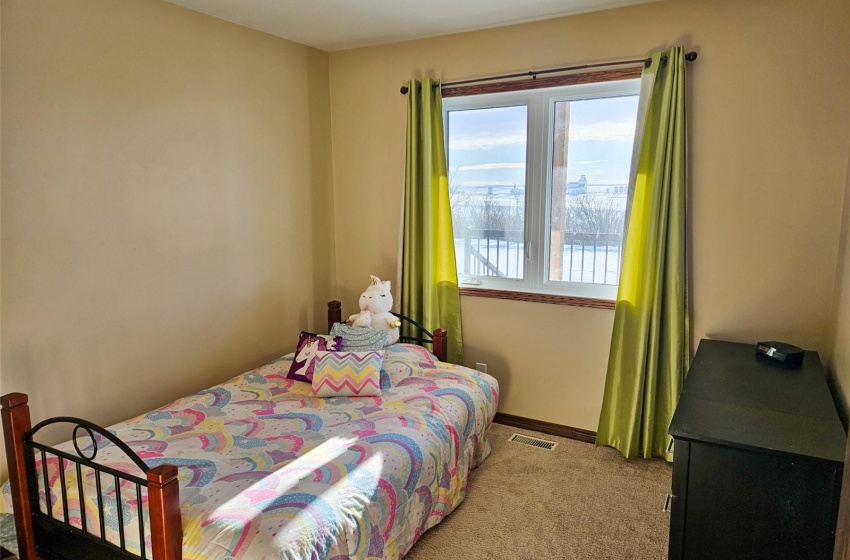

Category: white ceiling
[163, 0, 661, 52]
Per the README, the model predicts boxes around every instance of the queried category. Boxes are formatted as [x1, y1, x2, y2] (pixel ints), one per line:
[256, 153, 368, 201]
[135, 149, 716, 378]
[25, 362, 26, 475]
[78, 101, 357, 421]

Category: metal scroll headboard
[24, 416, 154, 560]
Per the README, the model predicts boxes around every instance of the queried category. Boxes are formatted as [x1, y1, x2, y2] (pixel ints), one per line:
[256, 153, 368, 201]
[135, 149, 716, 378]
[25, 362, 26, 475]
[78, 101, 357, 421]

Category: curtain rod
[399, 51, 698, 94]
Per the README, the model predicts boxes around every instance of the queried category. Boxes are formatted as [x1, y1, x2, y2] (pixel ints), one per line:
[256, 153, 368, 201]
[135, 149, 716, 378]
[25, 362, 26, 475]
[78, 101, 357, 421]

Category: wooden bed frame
[1, 394, 182, 560]
[2, 301, 447, 560]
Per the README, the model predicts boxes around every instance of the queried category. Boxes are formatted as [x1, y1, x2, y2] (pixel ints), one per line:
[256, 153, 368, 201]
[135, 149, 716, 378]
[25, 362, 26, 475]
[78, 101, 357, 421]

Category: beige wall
[0, 0, 334, 478]
[828, 149, 850, 417]
[328, 0, 850, 430]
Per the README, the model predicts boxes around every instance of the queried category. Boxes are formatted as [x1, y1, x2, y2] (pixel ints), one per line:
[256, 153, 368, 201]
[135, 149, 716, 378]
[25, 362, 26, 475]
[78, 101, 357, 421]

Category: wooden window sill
[458, 287, 615, 310]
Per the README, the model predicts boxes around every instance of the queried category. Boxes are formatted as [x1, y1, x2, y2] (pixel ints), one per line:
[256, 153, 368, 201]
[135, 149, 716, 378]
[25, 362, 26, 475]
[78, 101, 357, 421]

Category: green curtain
[401, 77, 464, 364]
[595, 47, 690, 461]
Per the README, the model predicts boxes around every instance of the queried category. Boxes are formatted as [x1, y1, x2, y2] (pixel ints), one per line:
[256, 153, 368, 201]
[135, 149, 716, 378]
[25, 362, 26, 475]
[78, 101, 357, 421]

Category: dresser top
[668, 339, 846, 463]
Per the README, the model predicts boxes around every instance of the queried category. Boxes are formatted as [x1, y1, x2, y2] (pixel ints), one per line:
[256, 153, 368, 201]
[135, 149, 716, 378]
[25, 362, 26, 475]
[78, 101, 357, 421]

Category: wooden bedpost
[433, 329, 448, 363]
[1, 393, 38, 560]
[328, 300, 342, 333]
[147, 465, 182, 560]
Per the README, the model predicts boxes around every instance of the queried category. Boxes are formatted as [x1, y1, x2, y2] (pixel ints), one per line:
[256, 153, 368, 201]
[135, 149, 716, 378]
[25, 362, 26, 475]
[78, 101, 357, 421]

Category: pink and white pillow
[310, 350, 384, 397]
[286, 332, 343, 383]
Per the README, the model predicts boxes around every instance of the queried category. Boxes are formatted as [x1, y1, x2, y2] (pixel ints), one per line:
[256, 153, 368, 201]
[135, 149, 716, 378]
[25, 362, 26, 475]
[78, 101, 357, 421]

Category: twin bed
[1, 302, 499, 560]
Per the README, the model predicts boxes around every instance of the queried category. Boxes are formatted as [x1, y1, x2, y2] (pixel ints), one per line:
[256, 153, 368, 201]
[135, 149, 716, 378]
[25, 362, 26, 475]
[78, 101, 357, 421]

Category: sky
[447, 94, 640, 190]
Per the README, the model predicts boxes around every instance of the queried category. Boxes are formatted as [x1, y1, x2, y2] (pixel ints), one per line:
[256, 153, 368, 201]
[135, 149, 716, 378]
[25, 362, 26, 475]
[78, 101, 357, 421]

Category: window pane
[548, 96, 639, 285]
[448, 105, 527, 280]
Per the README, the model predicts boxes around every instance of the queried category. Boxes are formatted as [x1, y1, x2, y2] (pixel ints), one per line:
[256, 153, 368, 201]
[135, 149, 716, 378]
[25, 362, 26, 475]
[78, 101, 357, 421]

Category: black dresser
[668, 339, 846, 560]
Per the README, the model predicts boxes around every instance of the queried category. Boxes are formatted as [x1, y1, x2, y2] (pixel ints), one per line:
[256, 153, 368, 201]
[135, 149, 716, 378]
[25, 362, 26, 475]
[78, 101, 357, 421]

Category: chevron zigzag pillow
[310, 350, 384, 397]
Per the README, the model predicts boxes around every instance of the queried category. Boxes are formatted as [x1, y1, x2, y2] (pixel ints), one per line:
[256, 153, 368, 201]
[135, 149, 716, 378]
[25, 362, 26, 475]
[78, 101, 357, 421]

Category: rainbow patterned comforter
[1, 344, 499, 559]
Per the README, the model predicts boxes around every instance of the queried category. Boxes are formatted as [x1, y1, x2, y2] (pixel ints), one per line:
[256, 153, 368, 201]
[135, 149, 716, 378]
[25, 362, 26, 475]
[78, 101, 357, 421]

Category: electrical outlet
[475, 363, 488, 374]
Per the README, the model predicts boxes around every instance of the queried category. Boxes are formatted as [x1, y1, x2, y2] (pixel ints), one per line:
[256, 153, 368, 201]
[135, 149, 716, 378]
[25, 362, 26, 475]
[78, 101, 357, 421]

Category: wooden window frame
[445, 66, 641, 310]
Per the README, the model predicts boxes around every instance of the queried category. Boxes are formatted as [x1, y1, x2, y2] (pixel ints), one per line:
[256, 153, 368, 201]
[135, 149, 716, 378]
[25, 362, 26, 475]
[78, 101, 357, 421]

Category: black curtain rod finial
[400, 85, 409, 94]
[647, 50, 698, 68]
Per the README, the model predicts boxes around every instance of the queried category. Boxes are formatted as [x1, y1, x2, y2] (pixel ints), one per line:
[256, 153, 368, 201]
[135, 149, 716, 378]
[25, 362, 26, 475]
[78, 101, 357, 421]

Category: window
[445, 78, 641, 301]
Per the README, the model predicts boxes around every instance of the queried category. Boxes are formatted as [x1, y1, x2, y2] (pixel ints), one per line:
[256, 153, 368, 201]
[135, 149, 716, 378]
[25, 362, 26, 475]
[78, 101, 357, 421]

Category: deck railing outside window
[456, 228, 623, 285]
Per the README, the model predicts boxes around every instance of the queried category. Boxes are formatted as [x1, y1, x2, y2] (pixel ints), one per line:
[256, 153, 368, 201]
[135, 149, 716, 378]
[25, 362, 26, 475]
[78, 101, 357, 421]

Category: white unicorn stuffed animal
[347, 275, 401, 344]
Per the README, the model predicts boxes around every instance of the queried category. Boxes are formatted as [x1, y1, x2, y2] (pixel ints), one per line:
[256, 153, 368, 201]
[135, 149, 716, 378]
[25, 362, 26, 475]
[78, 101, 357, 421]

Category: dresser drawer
[670, 439, 840, 560]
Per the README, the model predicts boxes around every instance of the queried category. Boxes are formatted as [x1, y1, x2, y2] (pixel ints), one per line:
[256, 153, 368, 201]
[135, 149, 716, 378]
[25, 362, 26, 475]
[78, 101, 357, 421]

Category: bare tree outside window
[565, 193, 625, 237]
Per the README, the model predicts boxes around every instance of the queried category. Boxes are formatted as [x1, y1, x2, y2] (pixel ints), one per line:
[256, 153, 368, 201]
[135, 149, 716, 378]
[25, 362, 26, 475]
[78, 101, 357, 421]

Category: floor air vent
[508, 433, 558, 451]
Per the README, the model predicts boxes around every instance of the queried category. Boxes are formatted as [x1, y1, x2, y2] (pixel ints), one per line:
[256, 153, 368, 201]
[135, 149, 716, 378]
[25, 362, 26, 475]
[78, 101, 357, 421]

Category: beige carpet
[405, 423, 672, 560]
